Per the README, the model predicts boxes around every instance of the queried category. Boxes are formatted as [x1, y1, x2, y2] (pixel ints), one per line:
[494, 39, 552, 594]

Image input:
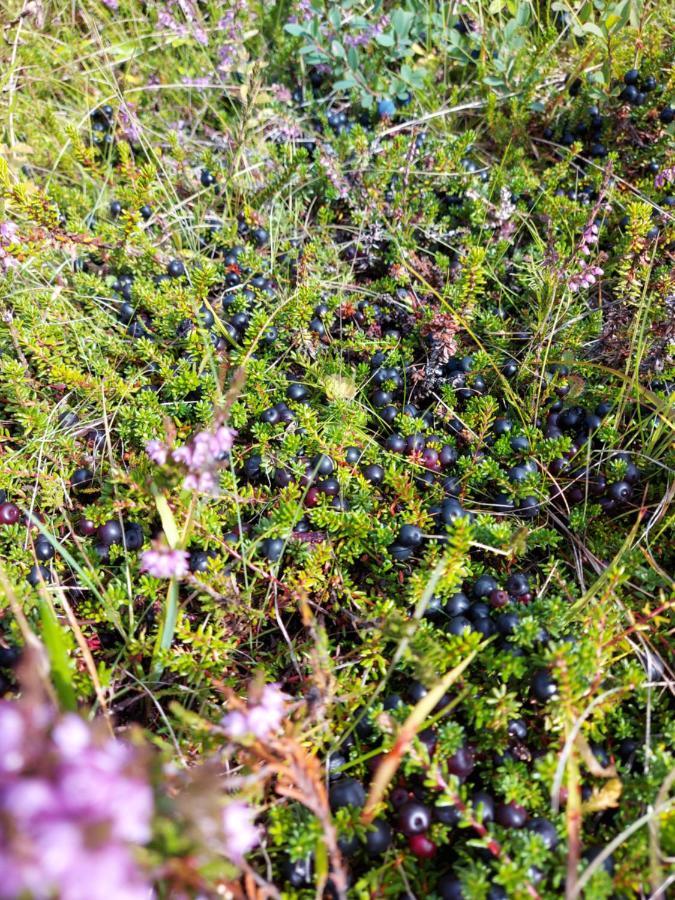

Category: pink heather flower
[146, 424, 235, 495]
[182, 470, 218, 494]
[654, 166, 675, 189]
[0, 704, 25, 773]
[159, 0, 209, 45]
[270, 83, 292, 103]
[579, 221, 599, 255]
[145, 439, 168, 465]
[140, 546, 190, 579]
[118, 106, 142, 144]
[0, 701, 153, 900]
[221, 802, 259, 864]
[0, 221, 19, 273]
[102, 0, 119, 10]
[0, 221, 18, 242]
[221, 684, 289, 741]
[183, 75, 213, 89]
[173, 425, 236, 496]
[569, 264, 604, 292]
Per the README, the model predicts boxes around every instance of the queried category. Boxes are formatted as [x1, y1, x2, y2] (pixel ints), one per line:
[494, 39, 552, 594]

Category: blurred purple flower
[145, 439, 168, 465]
[118, 106, 142, 144]
[0, 702, 153, 900]
[102, 0, 119, 11]
[0, 220, 19, 273]
[159, 0, 208, 45]
[221, 802, 259, 864]
[0, 221, 18, 242]
[216, 0, 248, 71]
[655, 166, 674, 189]
[140, 546, 190, 579]
[221, 684, 289, 741]
[287, 0, 313, 23]
[145, 424, 236, 496]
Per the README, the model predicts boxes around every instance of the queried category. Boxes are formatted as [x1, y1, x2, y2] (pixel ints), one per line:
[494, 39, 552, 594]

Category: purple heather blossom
[145, 439, 168, 465]
[287, 0, 313, 24]
[140, 546, 190, 579]
[344, 14, 390, 48]
[221, 802, 260, 864]
[182, 75, 214, 89]
[0, 220, 19, 273]
[159, 0, 208, 45]
[118, 106, 142, 144]
[215, 0, 248, 71]
[0, 221, 18, 242]
[145, 424, 236, 496]
[579, 221, 599, 255]
[171, 425, 235, 469]
[222, 684, 288, 741]
[101, 0, 118, 11]
[0, 702, 153, 900]
[270, 83, 293, 103]
[654, 166, 674, 189]
[569, 264, 604, 292]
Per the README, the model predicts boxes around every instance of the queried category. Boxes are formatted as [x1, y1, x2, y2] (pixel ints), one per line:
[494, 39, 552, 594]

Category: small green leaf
[374, 31, 396, 47]
[515, 1, 530, 26]
[153, 490, 180, 548]
[333, 77, 357, 90]
[583, 21, 607, 38]
[39, 597, 77, 711]
[330, 40, 346, 59]
[391, 9, 414, 39]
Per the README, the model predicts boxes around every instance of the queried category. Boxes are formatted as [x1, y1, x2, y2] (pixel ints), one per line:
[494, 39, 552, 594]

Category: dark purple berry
[447, 745, 474, 780]
[0, 503, 20, 525]
[532, 669, 557, 701]
[329, 778, 365, 811]
[365, 818, 392, 855]
[495, 801, 528, 828]
[97, 520, 123, 546]
[528, 817, 559, 849]
[398, 801, 431, 835]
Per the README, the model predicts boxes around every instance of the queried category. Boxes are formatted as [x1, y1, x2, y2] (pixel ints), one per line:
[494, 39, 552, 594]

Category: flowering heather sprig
[270, 83, 293, 104]
[654, 166, 675, 189]
[221, 802, 260, 864]
[118, 105, 142, 144]
[579, 222, 599, 255]
[216, 0, 248, 71]
[569, 264, 604, 292]
[318, 148, 351, 199]
[140, 545, 190, 579]
[145, 439, 168, 466]
[0, 701, 153, 900]
[221, 684, 289, 741]
[158, 0, 208, 46]
[286, 0, 313, 24]
[0, 221, 19, 273]
[145, 424, 236, 496]
[101, 0, 118, 10]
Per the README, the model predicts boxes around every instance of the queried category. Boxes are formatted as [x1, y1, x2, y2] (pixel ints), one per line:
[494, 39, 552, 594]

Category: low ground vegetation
[0, 1, 673, 898]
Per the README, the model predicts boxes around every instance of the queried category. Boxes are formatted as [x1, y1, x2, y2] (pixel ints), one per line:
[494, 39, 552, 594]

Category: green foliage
[0, 0, 673, 896]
